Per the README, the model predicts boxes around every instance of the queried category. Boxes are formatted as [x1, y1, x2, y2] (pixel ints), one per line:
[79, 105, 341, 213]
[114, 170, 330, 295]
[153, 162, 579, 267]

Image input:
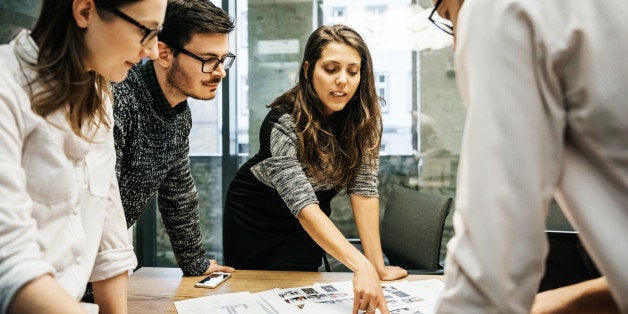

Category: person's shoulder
[0, 45, 19, 92]
[265, 107, 294, 127]
[0, 34, 29, 89]
[112, 64, 150, 114]
[0, 43, 16, 72]
[112, 61, 156, 103]
[112, 64, 143, 92]
[0, 40, 33, 115]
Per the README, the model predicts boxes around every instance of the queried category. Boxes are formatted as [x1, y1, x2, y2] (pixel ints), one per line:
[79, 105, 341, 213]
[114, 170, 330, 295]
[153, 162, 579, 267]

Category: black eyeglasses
[169, 45, 236, 73]
[428, 0, 454, 36]
[99, 4, 162, 46]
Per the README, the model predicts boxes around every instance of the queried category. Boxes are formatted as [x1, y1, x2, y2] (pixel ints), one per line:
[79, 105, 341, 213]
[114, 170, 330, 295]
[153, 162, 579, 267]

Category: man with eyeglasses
[112, 0, 236, 277]
[427, 1, 627, 313]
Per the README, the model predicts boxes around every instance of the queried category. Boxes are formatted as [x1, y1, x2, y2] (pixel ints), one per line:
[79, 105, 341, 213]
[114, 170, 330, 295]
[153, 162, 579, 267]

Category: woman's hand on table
[378, 265, 408, 281]
[352, 265, 389, 314]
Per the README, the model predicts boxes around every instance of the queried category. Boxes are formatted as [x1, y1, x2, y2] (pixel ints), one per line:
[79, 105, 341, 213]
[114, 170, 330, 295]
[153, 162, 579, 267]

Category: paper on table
[174, 291, 276, 314]
[257, 284, 353, 314]
[174, 279, 444, 314]
[380, 280, 445, 313]
[256, 279, 444, 314]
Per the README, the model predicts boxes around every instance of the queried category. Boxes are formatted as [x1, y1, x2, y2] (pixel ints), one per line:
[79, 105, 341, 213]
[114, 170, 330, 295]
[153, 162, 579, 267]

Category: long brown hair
[270, 25, 382, 190]
[21, 0, 139, 136]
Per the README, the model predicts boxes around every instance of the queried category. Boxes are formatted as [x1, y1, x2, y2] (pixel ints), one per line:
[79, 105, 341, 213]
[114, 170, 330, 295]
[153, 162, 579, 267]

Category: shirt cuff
[89, 247, 137, 282]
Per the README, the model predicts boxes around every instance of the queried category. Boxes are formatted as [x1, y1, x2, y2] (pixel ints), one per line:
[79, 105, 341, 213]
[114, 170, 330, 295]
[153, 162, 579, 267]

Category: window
[380, 142, 388, 153]
[363, 5, 389, 44]
[376, 72, 389, 113]
[365, 5, 387, 16]
[331, 7, 346, 18]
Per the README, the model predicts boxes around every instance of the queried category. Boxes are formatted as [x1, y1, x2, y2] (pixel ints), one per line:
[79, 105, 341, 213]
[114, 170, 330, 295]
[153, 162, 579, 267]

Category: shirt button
[76, 256, 83, 264]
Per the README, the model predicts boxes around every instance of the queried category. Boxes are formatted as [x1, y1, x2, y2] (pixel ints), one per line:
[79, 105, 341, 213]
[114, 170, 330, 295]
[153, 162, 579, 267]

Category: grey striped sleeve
[250, 114, 319, 216]
[347, 156, 379, 197]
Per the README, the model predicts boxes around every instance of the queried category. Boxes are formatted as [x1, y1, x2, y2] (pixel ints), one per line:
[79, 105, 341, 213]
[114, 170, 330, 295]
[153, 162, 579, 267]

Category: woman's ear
[303, 61, 310, 80]
[73, 0, 95, 29]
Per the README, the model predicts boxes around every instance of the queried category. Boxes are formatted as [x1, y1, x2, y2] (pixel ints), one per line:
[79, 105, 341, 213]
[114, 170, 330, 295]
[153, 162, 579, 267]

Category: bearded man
[113, 0, 235, 276]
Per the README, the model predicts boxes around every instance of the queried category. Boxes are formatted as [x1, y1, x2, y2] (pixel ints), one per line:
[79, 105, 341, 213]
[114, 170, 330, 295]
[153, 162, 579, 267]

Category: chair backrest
[539, 230, 600, 291]
[381, 185, 452, 272]
[545, 199, 574, 231]
[539, 200, 599, 291]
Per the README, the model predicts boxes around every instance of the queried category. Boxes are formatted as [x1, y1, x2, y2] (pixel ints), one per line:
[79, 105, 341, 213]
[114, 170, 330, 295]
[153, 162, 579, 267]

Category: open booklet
[174, 279, 445, 314]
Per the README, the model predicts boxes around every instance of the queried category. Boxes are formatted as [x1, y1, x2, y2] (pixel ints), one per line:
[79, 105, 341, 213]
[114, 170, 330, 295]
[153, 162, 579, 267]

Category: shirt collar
[138, 59, 188, 117]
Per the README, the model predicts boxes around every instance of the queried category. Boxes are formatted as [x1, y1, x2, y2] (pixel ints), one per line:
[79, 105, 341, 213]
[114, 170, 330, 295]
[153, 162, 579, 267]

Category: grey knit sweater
[112, 61, 209, 276]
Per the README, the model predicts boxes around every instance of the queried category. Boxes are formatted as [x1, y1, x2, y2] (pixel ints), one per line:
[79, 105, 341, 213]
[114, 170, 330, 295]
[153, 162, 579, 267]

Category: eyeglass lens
[202, 54, 236, 73]
[141, 29, 160, 45]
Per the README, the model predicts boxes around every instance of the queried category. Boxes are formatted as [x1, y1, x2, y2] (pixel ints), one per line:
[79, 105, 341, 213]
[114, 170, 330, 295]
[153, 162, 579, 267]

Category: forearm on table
[350, 195, 386, 272]
[8, 274, 85, 314]
[577, 277, 620, 312]
[297, 204, 373, 273]
[165, 227, 207, 275]
[158, 171, 208, 275]
[558, 277, 618, 313]
[92, 271, 129, 314]
[160, 202, 206, 273]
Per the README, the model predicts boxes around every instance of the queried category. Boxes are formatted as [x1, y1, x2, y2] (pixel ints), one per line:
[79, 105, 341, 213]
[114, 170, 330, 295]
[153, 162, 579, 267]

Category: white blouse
[0, 31, 137, 313]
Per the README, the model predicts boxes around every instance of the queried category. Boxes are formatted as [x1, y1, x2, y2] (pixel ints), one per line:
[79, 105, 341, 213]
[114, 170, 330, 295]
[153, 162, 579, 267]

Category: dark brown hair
[270, 24, 382, 190]
[158, 0, 235, 50]
[21, 0, 140, 136]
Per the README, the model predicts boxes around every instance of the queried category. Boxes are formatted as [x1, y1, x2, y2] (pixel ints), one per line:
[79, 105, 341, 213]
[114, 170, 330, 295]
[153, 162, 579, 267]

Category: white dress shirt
[0, 31, 137, 313]
[437, 1, 628, 313]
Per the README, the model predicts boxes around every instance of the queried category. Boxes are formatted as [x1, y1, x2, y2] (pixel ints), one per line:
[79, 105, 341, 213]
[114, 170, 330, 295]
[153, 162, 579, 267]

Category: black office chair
[323, 185, 452, 274]
[545, 200, 574, 231]
[539, 200, 600, 291]
[380, 185, 452, 274]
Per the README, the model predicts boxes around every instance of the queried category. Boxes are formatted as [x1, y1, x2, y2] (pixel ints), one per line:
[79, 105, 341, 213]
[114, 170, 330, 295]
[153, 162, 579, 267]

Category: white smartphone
[194, 271, 232, 289]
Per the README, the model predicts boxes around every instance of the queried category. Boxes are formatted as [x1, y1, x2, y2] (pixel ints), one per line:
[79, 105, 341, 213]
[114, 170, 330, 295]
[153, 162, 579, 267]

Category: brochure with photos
[174, 279, 444, 314]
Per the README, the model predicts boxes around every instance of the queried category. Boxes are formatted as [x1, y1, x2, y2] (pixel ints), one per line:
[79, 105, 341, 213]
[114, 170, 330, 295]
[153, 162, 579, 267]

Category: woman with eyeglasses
[0, 0, 165, 312]
[223, 24, 408, 314]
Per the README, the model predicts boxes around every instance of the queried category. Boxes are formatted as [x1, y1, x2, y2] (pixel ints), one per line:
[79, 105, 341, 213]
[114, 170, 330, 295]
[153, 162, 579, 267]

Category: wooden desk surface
[128, 267, 443, 313]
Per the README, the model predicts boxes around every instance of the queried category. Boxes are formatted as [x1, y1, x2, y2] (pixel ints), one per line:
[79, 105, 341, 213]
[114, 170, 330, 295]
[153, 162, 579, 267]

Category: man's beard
[167, 59, 220, 100]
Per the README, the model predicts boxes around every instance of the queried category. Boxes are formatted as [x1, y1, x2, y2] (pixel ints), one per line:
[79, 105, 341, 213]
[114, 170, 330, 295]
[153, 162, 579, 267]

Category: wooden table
[128, 267, 443, 313]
